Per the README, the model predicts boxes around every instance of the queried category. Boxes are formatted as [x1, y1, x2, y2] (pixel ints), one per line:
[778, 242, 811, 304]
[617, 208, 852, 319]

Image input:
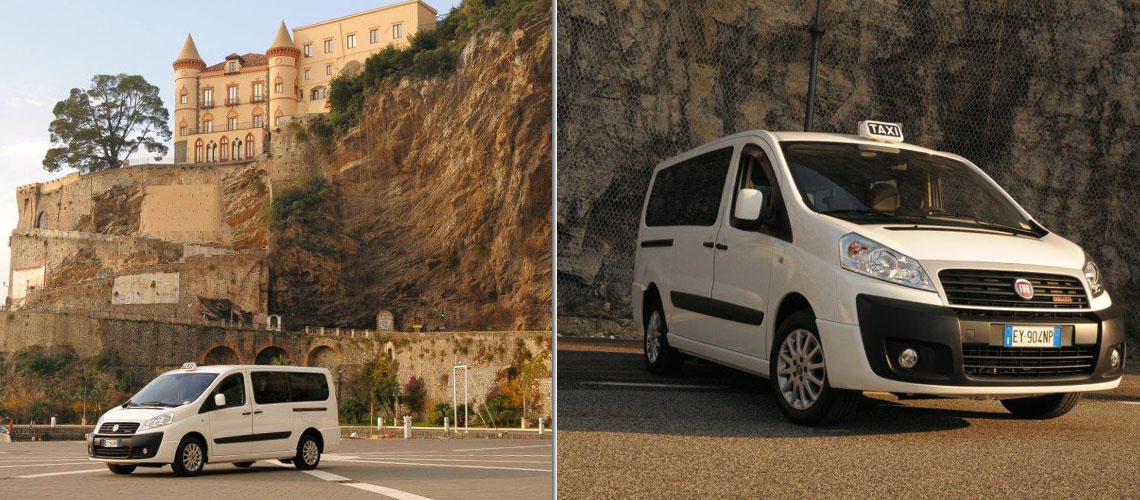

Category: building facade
[172, 0, 438, 164]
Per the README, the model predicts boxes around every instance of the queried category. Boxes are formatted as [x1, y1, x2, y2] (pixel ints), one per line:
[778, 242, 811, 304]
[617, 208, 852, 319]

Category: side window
[289, 373, 330, 402]
[731, 144, 792, 241]
[208, 373, 245, 410]
[645, 147, 733, 227]
[252, 371, 291, 404]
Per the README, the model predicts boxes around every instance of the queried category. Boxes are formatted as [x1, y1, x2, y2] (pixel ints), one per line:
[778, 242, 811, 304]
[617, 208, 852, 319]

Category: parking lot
[0, 437, 552, 499]
[557, 338, 1140, 499]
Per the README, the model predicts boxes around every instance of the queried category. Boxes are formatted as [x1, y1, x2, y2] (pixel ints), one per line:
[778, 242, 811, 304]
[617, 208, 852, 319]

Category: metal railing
[250, 95, 266, 103]
[225, 97, 240, 106]
[183, 121, 267, 135]
[201, 99, 215, 108]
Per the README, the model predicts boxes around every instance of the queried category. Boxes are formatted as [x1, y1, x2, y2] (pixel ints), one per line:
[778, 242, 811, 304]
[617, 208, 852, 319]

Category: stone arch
[202, 344, 241, 365]
[255, 345, 291, 365]
[226, 108, 239, 119]
[34, 211, 45, 229]
[383, 341, 396, 360]
[306, 345, 341, 369]
[266, 314, 282, 331]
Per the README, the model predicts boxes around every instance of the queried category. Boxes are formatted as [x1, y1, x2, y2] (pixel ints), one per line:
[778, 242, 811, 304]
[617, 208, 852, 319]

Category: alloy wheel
[776, 328, 826, 410]
[645, 311, 663, 363]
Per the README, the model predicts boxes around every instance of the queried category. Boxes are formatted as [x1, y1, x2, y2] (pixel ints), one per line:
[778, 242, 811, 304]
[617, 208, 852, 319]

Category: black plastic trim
[670, 291, 764, 325]
[213, 431, 292, 444]
[640, 239, 673, 248]
[293, 407, 327, 412]
[89, 431, 164, 459]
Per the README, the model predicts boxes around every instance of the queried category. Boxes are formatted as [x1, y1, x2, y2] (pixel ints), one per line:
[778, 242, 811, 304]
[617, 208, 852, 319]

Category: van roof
[161, 365, 331, 375]
[730, 130, 942, 155]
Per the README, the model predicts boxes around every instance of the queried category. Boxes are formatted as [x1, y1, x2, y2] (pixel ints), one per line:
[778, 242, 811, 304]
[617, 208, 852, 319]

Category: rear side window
[645, 147, 733, 227]
[251, 371, 291, 404]
[289, 372, 330, 402]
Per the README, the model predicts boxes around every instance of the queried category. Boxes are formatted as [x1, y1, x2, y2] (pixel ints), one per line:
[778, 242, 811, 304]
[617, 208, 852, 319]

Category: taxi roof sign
[181, 362, 197, 370]
[857, 120, 904, 143]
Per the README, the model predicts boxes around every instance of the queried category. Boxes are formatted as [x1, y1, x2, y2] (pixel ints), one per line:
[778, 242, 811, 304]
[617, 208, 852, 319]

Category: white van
[632, 121, 1126, 426]
[88, 363, 340, 476]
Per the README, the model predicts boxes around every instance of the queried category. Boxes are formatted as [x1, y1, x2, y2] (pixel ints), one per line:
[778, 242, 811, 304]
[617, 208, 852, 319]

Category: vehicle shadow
[128, 463, 293, 478]
[558, 346, 1021, 438]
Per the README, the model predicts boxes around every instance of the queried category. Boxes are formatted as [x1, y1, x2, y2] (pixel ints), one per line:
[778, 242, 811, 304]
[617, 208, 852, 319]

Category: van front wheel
[293, 434, 321, 470]
[769, 310, 860, 426]
[171, 436, 206, 477]
[644, 305, 683, 375]
[1001, 393, 1081, 419]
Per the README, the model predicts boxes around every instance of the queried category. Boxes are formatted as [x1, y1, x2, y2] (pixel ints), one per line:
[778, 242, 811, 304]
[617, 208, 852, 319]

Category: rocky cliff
[271, 8, 552, 331]
[558, 0, 1140, 339]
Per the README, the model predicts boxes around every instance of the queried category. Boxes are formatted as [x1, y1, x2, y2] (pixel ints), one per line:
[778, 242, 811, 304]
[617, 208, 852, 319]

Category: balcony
[182, 121, 268, 136]
[201, 100, 215, 109]
[250, 94, 266, 103]
[225, 97, 240, 106]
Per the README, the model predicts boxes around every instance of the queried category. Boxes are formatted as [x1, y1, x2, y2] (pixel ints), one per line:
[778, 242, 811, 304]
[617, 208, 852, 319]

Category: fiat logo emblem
[112, 424, 119, 432]
[1014, 278, 1034, 300]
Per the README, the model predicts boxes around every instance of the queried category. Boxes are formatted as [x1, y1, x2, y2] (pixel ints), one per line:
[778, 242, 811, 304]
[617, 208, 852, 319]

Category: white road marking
[0, 462, 94, 469]
[272, 461, 438, 500]
[326, 457, 552, 473]
[16, 468, 105, 478]
[578, 380, 728, 390]
[451, 444, 553, 452]
[331, 457, 550, 464]
[0, 458, 97, 463]
[1119, 401, 1140, 405]
[348, 454, 550, 458]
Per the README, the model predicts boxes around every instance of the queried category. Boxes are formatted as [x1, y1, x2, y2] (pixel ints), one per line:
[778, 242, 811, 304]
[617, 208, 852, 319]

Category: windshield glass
[781, 142, 1040, 236]
[128, 373, 218, 407]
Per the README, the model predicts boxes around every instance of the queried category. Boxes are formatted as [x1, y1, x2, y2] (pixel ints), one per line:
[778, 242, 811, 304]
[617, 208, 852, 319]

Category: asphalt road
[556, 337, 1140, 499]
[0, 437, 552, 500]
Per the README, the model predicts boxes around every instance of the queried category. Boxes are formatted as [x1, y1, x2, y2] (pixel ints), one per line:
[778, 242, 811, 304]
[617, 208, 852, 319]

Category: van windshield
[126, 373, 218, 407]
[781, 142, 1042, 237]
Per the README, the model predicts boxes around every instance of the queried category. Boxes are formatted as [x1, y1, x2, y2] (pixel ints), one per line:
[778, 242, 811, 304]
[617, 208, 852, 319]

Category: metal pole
[463, 366, 469, 433]
[452, 366, 457, 430]
[804, 0, 826, 132]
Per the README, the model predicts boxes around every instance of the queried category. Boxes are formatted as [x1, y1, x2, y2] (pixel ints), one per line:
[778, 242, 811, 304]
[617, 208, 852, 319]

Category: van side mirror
[735, 188, 766, 222]
[214, 393, 226, 408]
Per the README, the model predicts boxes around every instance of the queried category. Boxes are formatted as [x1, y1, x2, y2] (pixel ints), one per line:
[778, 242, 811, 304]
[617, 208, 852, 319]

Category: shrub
[401, 376, 427, 417]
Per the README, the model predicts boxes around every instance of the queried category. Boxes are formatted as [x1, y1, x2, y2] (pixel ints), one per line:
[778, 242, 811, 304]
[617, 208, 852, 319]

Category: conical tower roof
[270, 21, 294, 49]
[176, 34, 203, 62]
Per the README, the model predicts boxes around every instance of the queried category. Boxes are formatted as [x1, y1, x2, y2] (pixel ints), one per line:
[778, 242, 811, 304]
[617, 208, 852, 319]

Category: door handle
[241, 411, 252, 416]
[702, 241, 715, 248]
[715, 243, 728, 250]
[253, 410, 264, 415]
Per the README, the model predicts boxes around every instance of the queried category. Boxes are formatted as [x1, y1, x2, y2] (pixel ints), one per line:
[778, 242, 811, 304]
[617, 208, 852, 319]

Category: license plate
[1003, 325, 1062, 348]
[101, 438, 122, 447]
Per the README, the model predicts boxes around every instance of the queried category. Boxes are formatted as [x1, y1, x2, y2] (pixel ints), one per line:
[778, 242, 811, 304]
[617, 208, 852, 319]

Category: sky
[0, 0, 463, 299]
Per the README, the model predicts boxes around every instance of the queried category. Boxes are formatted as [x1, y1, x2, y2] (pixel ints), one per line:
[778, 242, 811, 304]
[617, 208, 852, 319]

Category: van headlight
[840, 233, 935, 291]
[1083, 252, 1104, 297]
[139, 411, 174, 430]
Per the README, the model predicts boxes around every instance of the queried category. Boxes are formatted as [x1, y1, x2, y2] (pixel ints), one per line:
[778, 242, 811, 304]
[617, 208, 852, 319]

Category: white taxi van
[632, 121, 1126, 425]
[88, 363, 340, 475]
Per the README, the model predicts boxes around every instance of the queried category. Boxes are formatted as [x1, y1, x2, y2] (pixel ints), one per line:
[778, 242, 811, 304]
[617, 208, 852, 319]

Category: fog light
[142, 447, 149, 456]
[1110, 348, 1120, 369]
[898, 348, 919, 369]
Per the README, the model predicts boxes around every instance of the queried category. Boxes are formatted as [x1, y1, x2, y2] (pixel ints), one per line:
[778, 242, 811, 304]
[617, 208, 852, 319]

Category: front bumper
[87, 431, 165, 462]
[818, 295, 1125, 395]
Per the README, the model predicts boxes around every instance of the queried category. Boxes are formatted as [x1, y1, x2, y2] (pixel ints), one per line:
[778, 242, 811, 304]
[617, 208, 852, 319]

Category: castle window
[274, 82, 283, 94]
[323, 39, 333, 53]
[35, 211, 45, 229]
[252, 82, 264, 101]
[370, 29, 378, 44]
[180, 125, 187, 136]
[227, 61, 238, 73]
[203, 120, 213, 133]
[246, 133, 255, 158]
[228, 117, 237, 130]
[194, 140, 203, 163]
[202, 88, 214, 107]
[232, 138, 242, 160]
[180, 92, 188, 104]
[227, 85, 239, 105]
[304, 68, 311, 80]
[311, 86, 327, 100]
[253, 115, 263, 128]
[393, 23, 403, 39]
[303, 43, 312, 57]
[220, 137, 229, 162]
[326, 64, 333, 76]
[347, 33, 356, 49]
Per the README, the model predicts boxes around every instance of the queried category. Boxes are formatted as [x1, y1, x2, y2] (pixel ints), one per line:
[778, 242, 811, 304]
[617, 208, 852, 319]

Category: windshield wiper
[819, 208, 895, 219]
[922, 213, 1038, 237]
[126, 400, 178, 408]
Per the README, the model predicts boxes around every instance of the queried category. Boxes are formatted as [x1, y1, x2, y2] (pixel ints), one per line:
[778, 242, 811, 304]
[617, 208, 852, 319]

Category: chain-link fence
[557, 0, 1140, 344]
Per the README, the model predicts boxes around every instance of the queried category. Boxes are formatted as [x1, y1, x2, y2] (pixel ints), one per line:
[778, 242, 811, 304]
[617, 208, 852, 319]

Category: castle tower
[267, 22, 300, 127]
[173, 34, 206, 163]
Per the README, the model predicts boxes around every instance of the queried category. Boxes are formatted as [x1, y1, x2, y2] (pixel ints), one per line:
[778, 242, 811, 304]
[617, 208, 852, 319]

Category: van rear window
[645, 147, 732, 227]
[289, 372, 330, 402]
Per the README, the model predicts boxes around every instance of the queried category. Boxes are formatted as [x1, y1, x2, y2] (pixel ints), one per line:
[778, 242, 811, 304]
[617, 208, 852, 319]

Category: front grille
[939, 269, 1088, 309]
[98, 422, 139, 435]
[952, 308, 1094, 321]
[92, 446, 130, 458]
[962, 344, 1097, 378]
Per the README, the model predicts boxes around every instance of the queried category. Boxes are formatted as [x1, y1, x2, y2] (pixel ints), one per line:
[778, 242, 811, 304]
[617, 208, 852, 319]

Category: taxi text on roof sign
[857, 120, 904, 143]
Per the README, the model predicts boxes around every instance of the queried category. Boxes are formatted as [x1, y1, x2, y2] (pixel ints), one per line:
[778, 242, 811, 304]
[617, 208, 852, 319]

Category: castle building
[172, 0, 438, 164]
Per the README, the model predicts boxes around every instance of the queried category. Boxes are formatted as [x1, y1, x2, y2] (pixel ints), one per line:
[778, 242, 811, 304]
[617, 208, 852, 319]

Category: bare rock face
[558, 0, 1140, 333]
[276, 9, 553, 331]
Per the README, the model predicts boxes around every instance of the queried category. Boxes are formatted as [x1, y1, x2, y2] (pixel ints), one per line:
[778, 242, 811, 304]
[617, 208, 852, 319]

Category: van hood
[853, 224, 1085, 270]
[99, 406, 177, 423]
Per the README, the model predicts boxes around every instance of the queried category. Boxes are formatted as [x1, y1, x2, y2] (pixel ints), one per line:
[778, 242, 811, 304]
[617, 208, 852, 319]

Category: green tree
[43, 74, 171, 173]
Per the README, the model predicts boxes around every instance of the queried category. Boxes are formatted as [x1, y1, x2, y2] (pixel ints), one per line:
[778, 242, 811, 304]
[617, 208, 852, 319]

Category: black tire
[644, 300, 684, 375]
[279, 459, 293, 464]
[107, 464, 136, 475]
[170, 436, 206, 477]
[293, 433, 321, 471]
[233, 461, 254, 468]
[1001, 393, 1082, 419]
[769, 310, 860, 426]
